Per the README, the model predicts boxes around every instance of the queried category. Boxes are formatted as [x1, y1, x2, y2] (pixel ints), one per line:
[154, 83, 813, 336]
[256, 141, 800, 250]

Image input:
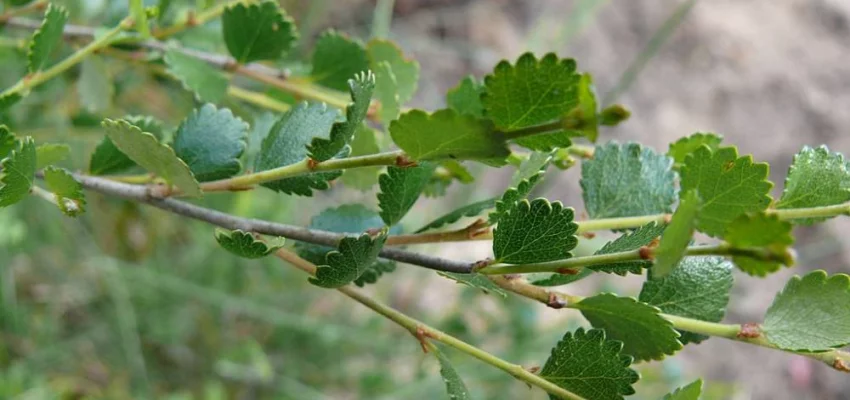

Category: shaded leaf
[164, 48, 229, 103]
[0, 137, 36, 207]
[680, 146, 772, 237]
[776, 145, 850, 224]
[214, 229, 285, 258]
[0, 126, 15, 159]
[378, 163, 436, 226]
[540, 328, 639, 400]
[590, 222, 666, 275]
[530, 268, 593, 287]
[482, 53, 580, 151]
[389, 109, 509, 164]
[311, 30, 369, 91]
[372, 61, 400, 125]
[581, 141, 676, 219]
[433, 347, 472, 400]
[653, 190, 700, 279]
[78, 56, 113, 112]
[640, 256, 733, 344]
[254, 102, 341, 196]
[222, 1, 298, 63]
[28, 3, 68, 72]
[724, 212, 794, 276]
[668, 133, 723, 165]
[763, 271, 850, 351]
[416, 198, 496, 233]
[663, 379, 703, 400]
[173, 104, 248, 182]
[309, 231, 388, 288]
[43, 166, 85, 216]
[308, 71, 375, 161]
[367, 39, 419, 104]
[493, 198, 578, 264]
[101, 119, 201, 197]
[446, 75, 483, 118]
[35, 143, 70, 169]
[576, 293, 683, 361]
[340, 125, 381, 191]
[572, 73, 600, 142]
[437, 272, 507, 297]
[0, 93, 22, 112]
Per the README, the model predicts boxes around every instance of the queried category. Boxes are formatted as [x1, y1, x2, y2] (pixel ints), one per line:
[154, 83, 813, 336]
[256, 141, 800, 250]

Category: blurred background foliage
[2, 0, 844, 398]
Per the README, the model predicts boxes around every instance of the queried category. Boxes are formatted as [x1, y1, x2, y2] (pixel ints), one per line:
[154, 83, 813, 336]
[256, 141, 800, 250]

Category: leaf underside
[214, 229, 285, 259]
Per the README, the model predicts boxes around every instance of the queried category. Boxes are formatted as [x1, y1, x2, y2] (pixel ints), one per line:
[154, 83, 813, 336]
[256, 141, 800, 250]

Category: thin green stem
[227, 85, 292, 113]
[500, 120, 564, 141]
[274, 249, 585, 400]
[0, 18, 132, 100]
[235, 67, 351, 110]
[769, 203, 850, 221]
[0, 0, 47, 23]
[199, 150, 405, 192]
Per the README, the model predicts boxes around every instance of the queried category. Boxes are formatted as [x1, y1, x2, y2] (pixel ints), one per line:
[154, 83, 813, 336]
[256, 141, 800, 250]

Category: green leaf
[530, 268, 593, 287]
[130, 0, 150, 37]
[0, 126, 15, 159]
[437, 272, 507, 297]
[575, 293, 683, 361]
[776, 145, 850, 224]
[309, 231, 388, 288]
[511, 151, 552, 186]
[663, 379, 703, 400]
[567, 73, 600, 143]
[296, 204, 398, 287]
[0, 137, 36, 208]
[653, 190, 701, 279]
[378, 163, 436, 226]
[580, 141, 677, 219]
[390, 109, 510, 164]
[640, 257, 733, 344]
[43, 166, 85, 216]
[590, 222, 666, 275]
[35, 143, 70, 169]
[254, 102, 342, 196]
[164, 48, 229, 103]
[367, 39, 419, 104]
[415, 198, 496, 233]
[446, 75, 484, 118]
[372, 61, 400, 125]
[724, 212, 794, 276]
[432, 347, 472, 400]
[311, 30, 369, 91]
[489, 172, 543, 224]
[340, 125, 381, 191]
[679, 146, 773, 237]
[77, 56, 113, 112]
[0, 93, 22, 112]
[27, 3, 68, 73]
[101, 119, 201, 197]
[222, 1, 298, 63]
[214, 229, 285, 259]
[308, 71, 375, 161]
[493, 198, 578, 264]
[668, 133, 723, 165]
[482, 53, 580, 151]
[173, 104, 248, 182]
[90, 115, 165, 176]
[762, 270, 850, 351]
[540, 328, 638, 400]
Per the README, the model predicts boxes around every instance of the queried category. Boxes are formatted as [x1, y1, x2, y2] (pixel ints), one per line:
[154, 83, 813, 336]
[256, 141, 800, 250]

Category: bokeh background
[1, 0, 849, 398]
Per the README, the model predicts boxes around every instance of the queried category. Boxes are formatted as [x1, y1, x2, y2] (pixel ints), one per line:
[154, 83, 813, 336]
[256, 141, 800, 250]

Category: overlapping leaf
[308, 71, 375, 161]
[640, 256, 733, 344]
[416, 198, 496, 233]
[0, 93, 22, 112]
[35, 143, 70, 169]
[652, 190, 700, 279]
[254, 102, 341, 196]
[78, 56, 113, 112]
[222, 1, 298, 63]
[590, 222, 666, 275]
[668, 133, 722, 164]
[311, 30, 369, 91]
[0, 126, 15, 159]
[432, 347, 472, 400]
[489, 173, 543, 224]
[663, 379, 703, 400]
[481, 53, 580, 151]
[679, 146, 772, 237]
[493, 198, 578, 264]
[540, 328, 639, 400]
[214, 229, 285, 259]
[776, 145, 850, 224]
[378, 163, 436, 226]
[43, 166, 85, 216]
[437, 272, 507, 297]
[164, 48, 229, 103]
[389, 109, 510, 164]
[762, 271, 850, 351]
[724, 212, 794, 276]
[0, 137, 36, 208]
[367, 39, 419, 104]
[446, 76, 484, 118]
[309, 231, 388, 288]
[580, 141, 676, 219]
[340, 125, 381, 191]
[28, 4, 68, 73]
[575, 294, 683, 361]
[89, 116, 166, 175]
[173, 104, 248, 182]
[372, 61, 400, 125]
[101, 119, 201, 197]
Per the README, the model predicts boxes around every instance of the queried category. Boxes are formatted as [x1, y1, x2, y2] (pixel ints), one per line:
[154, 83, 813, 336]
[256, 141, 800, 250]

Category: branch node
[185, 11, 197, 27]
[306, 158, 320, 170]
[737, 322, 761, 339]
[581, 231, 596, 239]
[147, 183, 172, 199]
[556, 267, 579, 275]
[638, 246, 655, 260]
[465, 218, 490, 238]
[526, 366, 540, 374]
[414, 325, 432, 353]
[223, 59, 239, 72]
[546, 293, 567, 309]
[395, 154, 417, 167]
[663, 214, 673, 224]
[833, 358, 850, 372]
[471, 258, 494, 272]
